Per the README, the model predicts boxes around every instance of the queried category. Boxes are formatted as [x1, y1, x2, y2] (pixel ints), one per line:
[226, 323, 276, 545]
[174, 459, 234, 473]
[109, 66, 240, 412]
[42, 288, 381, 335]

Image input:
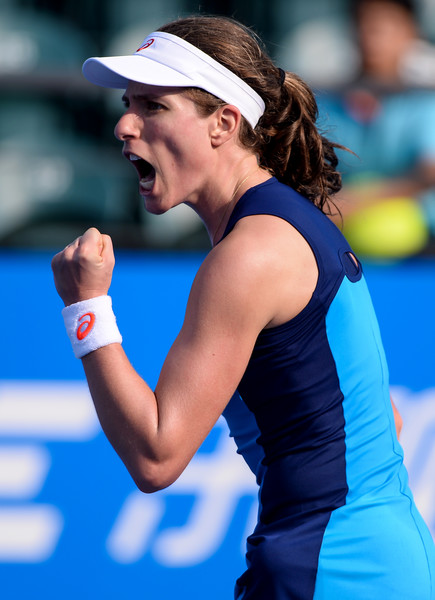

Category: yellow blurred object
[342, 197, 429, 259]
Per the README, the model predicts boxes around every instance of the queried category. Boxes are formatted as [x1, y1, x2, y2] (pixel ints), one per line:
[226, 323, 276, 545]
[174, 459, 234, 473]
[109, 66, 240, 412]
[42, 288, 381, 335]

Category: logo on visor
[137, 39, 154, 52]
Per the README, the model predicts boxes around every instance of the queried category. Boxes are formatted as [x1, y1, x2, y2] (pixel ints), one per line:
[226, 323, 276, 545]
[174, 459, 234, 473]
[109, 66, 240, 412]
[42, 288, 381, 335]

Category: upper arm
[153, 235, 271, 469]
[153, 216, 317, 479]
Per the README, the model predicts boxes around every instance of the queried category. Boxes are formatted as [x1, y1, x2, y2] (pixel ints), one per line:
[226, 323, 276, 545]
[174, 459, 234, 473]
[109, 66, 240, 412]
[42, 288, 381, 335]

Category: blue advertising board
[0, 250, 434, 599]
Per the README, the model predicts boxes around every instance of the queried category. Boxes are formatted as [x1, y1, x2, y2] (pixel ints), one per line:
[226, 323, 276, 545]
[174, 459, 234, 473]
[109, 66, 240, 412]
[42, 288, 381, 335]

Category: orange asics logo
[77, 312, 95, 341]
[137, 39, 154, 52]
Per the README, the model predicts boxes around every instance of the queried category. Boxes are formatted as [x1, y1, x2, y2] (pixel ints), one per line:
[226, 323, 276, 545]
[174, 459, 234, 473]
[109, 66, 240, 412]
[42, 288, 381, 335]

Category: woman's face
[115, 81, 216, 214]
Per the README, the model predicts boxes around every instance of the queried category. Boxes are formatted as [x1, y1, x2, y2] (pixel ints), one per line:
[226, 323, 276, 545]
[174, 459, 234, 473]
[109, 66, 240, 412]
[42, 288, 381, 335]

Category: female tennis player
[52, 15, 435, 599]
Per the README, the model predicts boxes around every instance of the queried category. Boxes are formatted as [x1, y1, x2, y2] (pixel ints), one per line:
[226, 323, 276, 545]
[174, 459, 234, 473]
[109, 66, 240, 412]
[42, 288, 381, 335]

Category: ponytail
[257, 70, 345, 215]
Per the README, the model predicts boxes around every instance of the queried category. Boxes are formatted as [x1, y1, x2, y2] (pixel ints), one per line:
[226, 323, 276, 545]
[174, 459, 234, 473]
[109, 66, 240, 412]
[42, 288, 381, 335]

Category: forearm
[82, 343, 175, 492]
[51, 228, 206, 491]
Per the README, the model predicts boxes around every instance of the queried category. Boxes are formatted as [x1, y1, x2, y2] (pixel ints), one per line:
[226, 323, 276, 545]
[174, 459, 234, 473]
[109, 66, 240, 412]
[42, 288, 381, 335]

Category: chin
[142, 195, 171, 216]
[144, 191, 188, 216]
[144, 203, 167, 216]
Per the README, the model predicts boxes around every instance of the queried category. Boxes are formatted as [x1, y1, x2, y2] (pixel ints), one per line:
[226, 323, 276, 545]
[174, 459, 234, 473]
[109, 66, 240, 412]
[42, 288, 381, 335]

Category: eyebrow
[121, 92, 161, 104]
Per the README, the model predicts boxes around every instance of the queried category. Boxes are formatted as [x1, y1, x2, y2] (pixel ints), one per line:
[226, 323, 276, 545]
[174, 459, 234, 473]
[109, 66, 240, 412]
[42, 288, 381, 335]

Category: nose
[114, 111, 140, 142]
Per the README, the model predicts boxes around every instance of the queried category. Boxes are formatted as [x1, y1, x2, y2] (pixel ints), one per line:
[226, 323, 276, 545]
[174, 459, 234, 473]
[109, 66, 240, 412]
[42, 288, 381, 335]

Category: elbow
[394, 410, 403, 439]
[391, 397, 403, 439]
[134, 477, 171, 495]
[129, 459, 182, 494]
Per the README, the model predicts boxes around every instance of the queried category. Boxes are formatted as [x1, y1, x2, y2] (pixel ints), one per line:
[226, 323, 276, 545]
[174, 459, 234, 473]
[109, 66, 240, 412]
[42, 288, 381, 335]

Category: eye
[145, 100, 164, 112]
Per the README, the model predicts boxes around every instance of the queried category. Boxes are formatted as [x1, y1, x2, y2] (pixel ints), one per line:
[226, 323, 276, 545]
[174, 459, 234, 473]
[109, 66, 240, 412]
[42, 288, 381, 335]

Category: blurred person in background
[318, 0, 435, 259]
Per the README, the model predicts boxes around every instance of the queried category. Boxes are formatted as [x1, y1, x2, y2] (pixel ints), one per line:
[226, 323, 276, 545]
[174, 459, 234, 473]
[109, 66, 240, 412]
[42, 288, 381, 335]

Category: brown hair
[159, 15, 345, 215]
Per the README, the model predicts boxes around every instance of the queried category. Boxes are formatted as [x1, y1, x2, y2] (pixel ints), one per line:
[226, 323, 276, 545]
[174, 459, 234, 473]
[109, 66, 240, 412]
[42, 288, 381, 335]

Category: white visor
[82, 31, 265, 129]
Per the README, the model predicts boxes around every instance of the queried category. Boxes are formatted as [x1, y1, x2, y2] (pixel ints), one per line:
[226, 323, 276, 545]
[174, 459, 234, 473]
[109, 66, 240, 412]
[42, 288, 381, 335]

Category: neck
[184, 154, 271, 246]
[209, 167, 271, 246]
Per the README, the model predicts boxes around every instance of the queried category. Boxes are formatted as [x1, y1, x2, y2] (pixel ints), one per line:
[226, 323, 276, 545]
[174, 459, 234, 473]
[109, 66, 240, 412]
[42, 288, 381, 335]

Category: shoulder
[191, 213, 318, 330]
[204, 214, 308, 285]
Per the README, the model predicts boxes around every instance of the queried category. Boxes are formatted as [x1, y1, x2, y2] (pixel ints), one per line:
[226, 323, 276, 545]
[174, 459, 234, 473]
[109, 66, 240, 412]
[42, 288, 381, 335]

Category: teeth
[129, 154, 141, 161]
[140, 176, 155, 191]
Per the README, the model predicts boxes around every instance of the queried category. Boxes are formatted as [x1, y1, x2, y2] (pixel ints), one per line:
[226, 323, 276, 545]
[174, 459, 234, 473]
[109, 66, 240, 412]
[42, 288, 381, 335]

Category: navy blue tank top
[222, 178, 435, 599]
[221, 178, 394, 524]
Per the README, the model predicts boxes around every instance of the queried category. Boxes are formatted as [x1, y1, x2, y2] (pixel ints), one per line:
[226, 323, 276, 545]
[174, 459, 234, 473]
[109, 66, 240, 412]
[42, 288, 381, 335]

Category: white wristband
[62, 295, 122, 359]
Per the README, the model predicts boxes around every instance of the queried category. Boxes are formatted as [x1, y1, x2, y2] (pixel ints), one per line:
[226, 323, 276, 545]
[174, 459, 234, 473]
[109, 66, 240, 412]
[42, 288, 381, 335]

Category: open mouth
[129, 154, 156, 193]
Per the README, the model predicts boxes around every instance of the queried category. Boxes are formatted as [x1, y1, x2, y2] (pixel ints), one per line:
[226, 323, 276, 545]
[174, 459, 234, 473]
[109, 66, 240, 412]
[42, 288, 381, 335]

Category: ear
[209, 105, 241, 147]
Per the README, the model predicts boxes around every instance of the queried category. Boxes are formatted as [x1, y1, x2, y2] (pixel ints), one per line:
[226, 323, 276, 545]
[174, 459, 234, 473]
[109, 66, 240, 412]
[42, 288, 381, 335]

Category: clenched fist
[52, 227, 115, 307]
